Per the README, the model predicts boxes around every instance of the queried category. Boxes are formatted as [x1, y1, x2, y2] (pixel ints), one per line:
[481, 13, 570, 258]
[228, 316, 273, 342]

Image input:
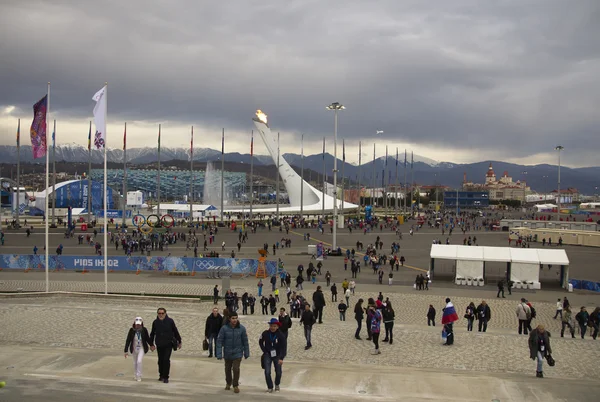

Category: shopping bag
[441, 329, 447, 342]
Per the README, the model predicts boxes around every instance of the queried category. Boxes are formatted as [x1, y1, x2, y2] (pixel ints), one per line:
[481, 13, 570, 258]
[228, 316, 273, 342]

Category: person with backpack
[561, 306, 575, 338]
[367, 300, 382, 354]
[516, 299, 532, 335]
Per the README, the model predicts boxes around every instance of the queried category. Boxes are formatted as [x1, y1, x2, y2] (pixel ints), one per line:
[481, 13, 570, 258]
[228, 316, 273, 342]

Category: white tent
[456, 246, 484, 282]
[429, 245, 570, 289]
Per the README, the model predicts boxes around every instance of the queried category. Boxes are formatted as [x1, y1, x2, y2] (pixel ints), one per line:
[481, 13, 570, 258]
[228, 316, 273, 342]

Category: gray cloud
[0, 0, 599, 166]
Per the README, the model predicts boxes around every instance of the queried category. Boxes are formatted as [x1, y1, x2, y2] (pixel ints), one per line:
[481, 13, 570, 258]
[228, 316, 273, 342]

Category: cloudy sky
[1, 0, 599, 167]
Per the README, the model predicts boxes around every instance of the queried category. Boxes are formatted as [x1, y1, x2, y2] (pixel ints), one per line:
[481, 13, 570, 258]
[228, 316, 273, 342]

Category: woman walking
[465, 302, 476, 331]
[124, 317, 153, 382]
[367, 301, 382, 354]
[354, 299, 365, 340]
[528, 324, 552, 378]
[382, 302, 395, 344]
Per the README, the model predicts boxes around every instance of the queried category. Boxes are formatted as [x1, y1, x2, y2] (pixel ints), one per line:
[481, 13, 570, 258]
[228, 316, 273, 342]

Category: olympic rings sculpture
[132, 214, 175, 234]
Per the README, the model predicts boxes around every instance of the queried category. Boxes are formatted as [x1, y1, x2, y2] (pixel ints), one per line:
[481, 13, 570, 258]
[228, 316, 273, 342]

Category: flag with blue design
[30, 95, 48, 159]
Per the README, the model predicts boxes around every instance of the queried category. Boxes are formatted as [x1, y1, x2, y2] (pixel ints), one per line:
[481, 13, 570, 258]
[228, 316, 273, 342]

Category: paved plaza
[1, 216, 600, 401]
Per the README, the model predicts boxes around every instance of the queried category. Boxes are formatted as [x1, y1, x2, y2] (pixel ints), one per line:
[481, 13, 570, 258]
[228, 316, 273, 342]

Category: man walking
[259, 318, 288, 393]
[516, 298, 532, 335]
[476, 300, 491, 332]
[553, 298, 563, 320]
[204, 307, 223, 358]
[150, 307, 182, 383]
[497, 280, 505, 298]
[216, 312, 250, 394]
[312, 286, 326, 324]
[278, 308, 292, 339]
[300, 303, 315, 349]
[330, 283, 338, 302]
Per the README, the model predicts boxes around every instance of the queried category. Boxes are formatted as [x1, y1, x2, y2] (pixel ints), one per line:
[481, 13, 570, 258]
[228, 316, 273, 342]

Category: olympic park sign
[0, 254, 277, 276]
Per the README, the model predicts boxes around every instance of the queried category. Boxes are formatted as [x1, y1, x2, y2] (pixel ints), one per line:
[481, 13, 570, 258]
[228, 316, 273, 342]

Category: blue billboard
[0, 254, 277, 276]
[54, 180, 114, 211]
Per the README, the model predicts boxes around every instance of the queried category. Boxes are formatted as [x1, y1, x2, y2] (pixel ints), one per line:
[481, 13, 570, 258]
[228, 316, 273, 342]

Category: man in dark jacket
[300, 303, 315, 349]
[204, 307, 223, 358]
[216, 312, 250, 394]
[528, 324, 552, 378]
[278, 308, 292, 338]
[259, 318, 288, 393]
[312, 286, 326, 324]
[150, 307, 182, 383]
[476, 301, 491, 332]
[330, 283, 338, 302]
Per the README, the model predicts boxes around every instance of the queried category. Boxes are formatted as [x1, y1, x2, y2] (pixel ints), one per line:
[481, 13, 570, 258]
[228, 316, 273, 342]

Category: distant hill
[0, 145, 597, 194]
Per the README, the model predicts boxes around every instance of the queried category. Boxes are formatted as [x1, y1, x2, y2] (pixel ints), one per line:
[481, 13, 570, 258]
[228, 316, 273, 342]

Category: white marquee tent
[429, 245, 570, 289]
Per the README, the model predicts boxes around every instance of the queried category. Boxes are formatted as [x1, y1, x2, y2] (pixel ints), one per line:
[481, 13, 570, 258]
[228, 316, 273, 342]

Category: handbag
[464, 314, 470, 319]
[202, 339, 209, 351]
[441, 329, 447, 342]
[172, 337, 178, 352]
[545, 354, 555, 367]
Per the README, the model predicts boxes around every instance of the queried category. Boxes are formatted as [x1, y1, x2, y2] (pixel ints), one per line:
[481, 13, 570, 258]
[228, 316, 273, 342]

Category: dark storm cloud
[0, 0, 599, 164]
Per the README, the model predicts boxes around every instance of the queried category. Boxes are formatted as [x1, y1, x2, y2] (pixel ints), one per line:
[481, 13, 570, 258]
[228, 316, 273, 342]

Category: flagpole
[87, 121, 92, 225]
[45, 82, 50, 293]
[220, 128, 225, 223]
[322, 137, 325, 220]
[249, 130, 254, 219]
[122, 122, 127, 228]
[403, 150, 408, 215]
[276, 132, 280, 220]
[410, 151, 414, 216]
[157, 124, 161, 216]
[372, 144, 375, 209]
[300, 134, 304, 219]
[341, 139, 345, 215]
[16, 119, 21, 227]
[384, 145, 388, 218]
[103, 83, 108, 295]
[189, 126, 193, 223]
[51, 119, 56, 228]
[357, 141, 361, 209]
[395, 147, 399, 216]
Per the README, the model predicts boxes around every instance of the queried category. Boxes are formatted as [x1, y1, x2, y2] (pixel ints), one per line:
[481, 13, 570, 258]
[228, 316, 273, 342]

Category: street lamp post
[555, 146, 564, 221]
[327, 102, 345, 252]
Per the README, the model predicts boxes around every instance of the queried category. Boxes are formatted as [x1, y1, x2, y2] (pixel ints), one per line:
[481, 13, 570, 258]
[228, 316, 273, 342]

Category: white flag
[92, 86, 107, 149]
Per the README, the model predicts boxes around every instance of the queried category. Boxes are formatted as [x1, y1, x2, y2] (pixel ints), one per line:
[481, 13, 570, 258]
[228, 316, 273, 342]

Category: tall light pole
[327, 102, 345, 251]
[542, 175, 548, 201]
[555, 145, 564, 221]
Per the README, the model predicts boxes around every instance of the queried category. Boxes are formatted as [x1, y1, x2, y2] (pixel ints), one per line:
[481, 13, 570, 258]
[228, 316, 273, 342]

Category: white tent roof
[430, 245, 569, 265]
[509, 248, 540, 264]
[537, 249, 569, 265]
[152, 204, 217, 212]
[456, 246, 483, 261]
[482, 247, 512, 262]
[430, 244, 457, 260]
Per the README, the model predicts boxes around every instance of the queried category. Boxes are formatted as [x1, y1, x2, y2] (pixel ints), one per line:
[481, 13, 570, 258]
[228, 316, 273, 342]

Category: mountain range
[0, 145, 598, 195]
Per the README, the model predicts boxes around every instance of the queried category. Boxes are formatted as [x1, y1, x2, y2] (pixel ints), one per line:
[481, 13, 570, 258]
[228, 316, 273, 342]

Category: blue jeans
[207, 333, 217, 356]
[262, 354, 282, 389]
[536, 351, 544, 372]
[258, 287, 263, 297]
[304, 326, 312, 346]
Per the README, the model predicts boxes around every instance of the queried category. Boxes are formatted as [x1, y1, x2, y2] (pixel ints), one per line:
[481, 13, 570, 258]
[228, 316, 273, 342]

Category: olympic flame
[255, 110, 268, 125]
